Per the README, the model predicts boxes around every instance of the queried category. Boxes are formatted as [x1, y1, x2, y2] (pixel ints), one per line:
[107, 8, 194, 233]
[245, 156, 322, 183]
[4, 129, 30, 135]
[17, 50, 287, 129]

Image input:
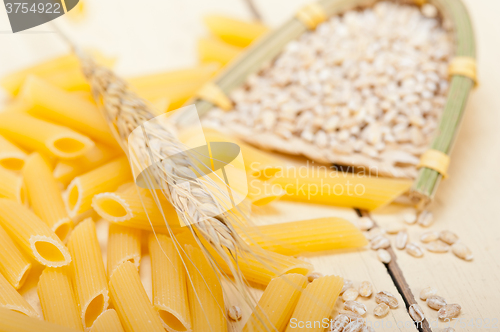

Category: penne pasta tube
[284, 275, 344, 332]
[0, 272, 39, 318]
[0, 112, 95, 159]
[90, 310, 125, 332]
[203, 15, 268, 47]
[109, 262, 165, 332]
[0, 199, 71, 267]
[271, 168, 413, 211]
[0, 52, 114, 96]
[22, 76, 116, 146]
[180, 232, 313, 285]
[67, 219, 109, 330]
[64, 156, 132, 218]
[43, 68, 90, 92]
[240, 217, 368, 256]
[0, 134, 27, 171]
[148, 234, 192, 332]
[184, 244, 227, 332]
[128, 63, 220, 89]
[247, 178, 285, 206]
[0, 308, 79, 332]
[53, 143, 121, 186]
[151, 98, 170, 116]
[0, 225, 31, 289]
[38, 267, 83, 331]
[92, 184, 181, 232]
[243, 274, 307, 332]
[0, 54, 80, 95]
[198, 38, 243, 66]
[0, 167, 26, 204]
[23, 153, 73, 242]
[135, 81, 204, 110]
[107, 224, 141, 278]
[202, 129, 285, 178]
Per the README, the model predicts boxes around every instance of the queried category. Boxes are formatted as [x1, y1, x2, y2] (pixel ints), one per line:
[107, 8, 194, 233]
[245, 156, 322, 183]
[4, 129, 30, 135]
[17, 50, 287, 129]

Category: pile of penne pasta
[0, 15, 413, 332]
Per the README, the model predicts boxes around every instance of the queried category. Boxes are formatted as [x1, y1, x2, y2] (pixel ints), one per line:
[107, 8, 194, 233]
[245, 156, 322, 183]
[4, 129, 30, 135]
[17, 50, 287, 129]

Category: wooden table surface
[1, 0, 499, 331]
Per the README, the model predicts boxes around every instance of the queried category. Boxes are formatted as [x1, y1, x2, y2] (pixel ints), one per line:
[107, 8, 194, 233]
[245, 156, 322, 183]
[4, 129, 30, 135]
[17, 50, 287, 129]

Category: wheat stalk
[65, 48, 256, 316]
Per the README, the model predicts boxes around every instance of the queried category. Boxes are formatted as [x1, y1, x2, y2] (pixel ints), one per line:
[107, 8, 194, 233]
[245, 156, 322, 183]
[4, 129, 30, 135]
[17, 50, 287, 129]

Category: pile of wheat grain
[205, 1, 453, 178]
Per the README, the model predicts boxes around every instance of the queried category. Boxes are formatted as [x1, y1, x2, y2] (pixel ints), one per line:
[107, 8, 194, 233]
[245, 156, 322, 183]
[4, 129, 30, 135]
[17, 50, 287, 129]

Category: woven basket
[188, 0, 475, 206]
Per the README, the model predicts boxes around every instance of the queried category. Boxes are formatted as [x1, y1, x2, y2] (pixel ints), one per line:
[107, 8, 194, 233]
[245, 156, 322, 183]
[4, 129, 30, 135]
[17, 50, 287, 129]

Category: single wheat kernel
[357, 216, 374, 231]
[228, 305, 242, 321]
[403, 212, 418, 225]
[339, 310, 365, 324]
[395, 230, 408, 250]
[406, 242, 424, 257]
[344, 300, 367, 316]
[419, 287, 437, 300]
[438, 304, 461, 320]
[362, 326, 375, 332]
[371, 235, 391, 250]
[409, 304, 425, 322]
[420, 231, 439, 243]
[307, 272, 323, 282]
[427, 295, 447, 310]
[366, 227, 386, 240]
[426, 240, 450, 253]
[343, 288, 359, 302]
[344, 321, 364, 332]
[341, 279, 354, 294]
[375, 291, 398, 309]
[451, 241, 473, 261]
[421, 4, 438, 18]
[386, 222, 405, 234]
[439, 230, 459, 245]
[377, 248, 392, 263]
[417, 210, 434, 227]
[330, 314, 350, 332]
[374, 303, 390, 317]
[359, 281, 373, 297]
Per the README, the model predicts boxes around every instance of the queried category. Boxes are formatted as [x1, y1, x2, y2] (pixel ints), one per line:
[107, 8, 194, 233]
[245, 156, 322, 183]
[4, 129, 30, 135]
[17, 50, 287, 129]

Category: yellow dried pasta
[272, 168, 413, 210]
[0, 272, 39, 318]
[128, 63, 219, 89]
[109, 262, 165, 332]
[0, 308, 81, 332]
[0, 112, 94, 159]
[23, 153, 73, 242]
[243, 274, 307, 332]
[240, 217, 368, 256]
[203, 15, 268, 47]
[284, 275, 343, 332]
[90, 310, 125, 332]
[107, 224, 141, 278]
[0, 199, 71, 267]
[22, 76, 116, 146]
[0, 134, 27, 171]
[198, 38, 243, 66]
[38, 267, 83, 331]
[0, 167, 25, 204]
[64, 156, 132, 218]
[0, 54, 80, 95]
[53, 143, 121, 186]
[67, 219, 109, 330]
[0, 225, 31, 289]
[148, 234, 191, 332]
[92, 184, 181, 232]
[183, 234, 313, 285]
[184, 244, 227, 332]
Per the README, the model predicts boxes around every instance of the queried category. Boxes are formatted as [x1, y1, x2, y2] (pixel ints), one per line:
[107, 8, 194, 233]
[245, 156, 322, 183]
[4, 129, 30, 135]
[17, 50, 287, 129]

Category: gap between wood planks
[358, 209, 433, 332]
[238, 0, 432, 330]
